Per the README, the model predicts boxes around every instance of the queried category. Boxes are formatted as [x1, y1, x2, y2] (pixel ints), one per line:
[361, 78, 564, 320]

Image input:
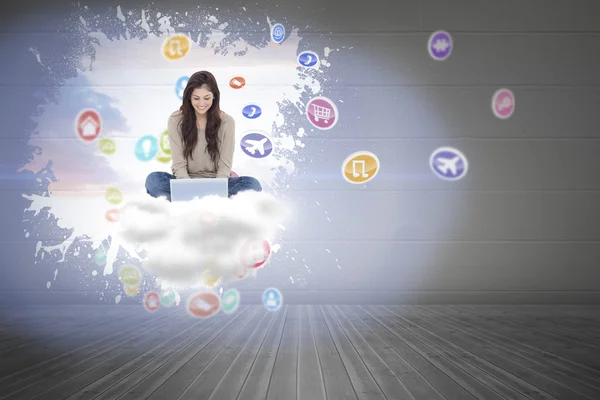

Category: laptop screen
[170, 178, 229, 202]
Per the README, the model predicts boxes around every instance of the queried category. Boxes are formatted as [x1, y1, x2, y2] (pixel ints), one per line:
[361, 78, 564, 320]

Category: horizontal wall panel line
[2, 83, 600, 88]
[4, 240, 600, 244]
[0, 289, 598, 294]
[11, 189, 600, 193]
[2, 30, 600, 35]
[15, 137, 600, 142]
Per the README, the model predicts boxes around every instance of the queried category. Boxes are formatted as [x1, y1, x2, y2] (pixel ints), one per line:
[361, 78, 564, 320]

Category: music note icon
[162, 34, 191, 61]
[352, 159, 369, 178]
[169, 40, 182, 56]
[342, 151, 380, 184]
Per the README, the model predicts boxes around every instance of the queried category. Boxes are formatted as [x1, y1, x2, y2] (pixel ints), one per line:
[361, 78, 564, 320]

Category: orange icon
[187, 292, 221, 318]
[105, 209, 120, 222]
[342, 151, 380, 184]
[162, 34, 191, 61]
[229, 76, 246, 89]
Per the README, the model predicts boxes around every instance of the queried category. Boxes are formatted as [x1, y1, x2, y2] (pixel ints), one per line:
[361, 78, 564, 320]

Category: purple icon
[428, 31, 453, 61]
[429, 146, 468, 181]
[306, 96, 339, 130]
[240, 132, 273, 158]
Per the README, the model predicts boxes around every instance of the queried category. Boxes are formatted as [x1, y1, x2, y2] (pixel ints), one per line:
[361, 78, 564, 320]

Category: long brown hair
[178, 71, 222, 171]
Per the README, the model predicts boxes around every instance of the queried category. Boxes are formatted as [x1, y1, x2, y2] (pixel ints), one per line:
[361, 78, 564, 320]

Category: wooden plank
[429, 305, 600, 381]
[89, 307, 234, 400]
[0, 309, 172, 395]
[319, 305, 387, 400]
[388, 305, 579, 399]
[352, 306, 479, 400]
[266, 305, 299, 400]
[363, 305, 507, 400]
[419, 305, 600, 397]
[235, 306, 288, 400]
[0, 306, 126, 347]
[1, 309, 182, 400]
[176, 307, 269, 399]
[0, 305, 155, 382]
[207, 307, 278, 400]
[308, 305, 358, 400]
[62, 309, 216, 400]
[0, 305, 137, 367]
[25, 311, 195, 400]
[500, 305, 600, 325]
[422, 0, 600, 31]
[328, 305, 415, 400]
[114, 305, 254, 400]
[144, 306, 260, 399]
[297, 305, 327, 400]
[338, 305, 446, 400]
[372, 305, 521, 400]
[275, 190, 600, 242]
[457, 305, 600, 342]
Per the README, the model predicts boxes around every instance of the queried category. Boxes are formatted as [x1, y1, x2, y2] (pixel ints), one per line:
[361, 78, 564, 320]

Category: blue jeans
[145, 172, 262, 201]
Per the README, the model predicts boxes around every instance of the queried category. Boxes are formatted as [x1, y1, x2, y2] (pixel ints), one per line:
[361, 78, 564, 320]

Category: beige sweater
[167, 110, 235, 179]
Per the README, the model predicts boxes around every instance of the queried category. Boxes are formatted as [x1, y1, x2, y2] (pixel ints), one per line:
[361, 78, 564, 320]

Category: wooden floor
[0, 305, 599, 400]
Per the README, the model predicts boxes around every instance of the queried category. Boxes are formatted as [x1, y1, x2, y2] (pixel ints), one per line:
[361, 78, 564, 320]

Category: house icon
[80, 116, 99, 137]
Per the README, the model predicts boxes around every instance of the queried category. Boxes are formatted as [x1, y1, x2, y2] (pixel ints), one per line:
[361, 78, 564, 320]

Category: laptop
[170, 178, 229, 202]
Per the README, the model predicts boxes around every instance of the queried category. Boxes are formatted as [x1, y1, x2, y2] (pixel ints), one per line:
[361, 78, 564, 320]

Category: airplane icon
[435, 156, 460, 175]
[244, 138, 268, 155]
[240, 132, 273, 158]
[429, 147, 468, 181]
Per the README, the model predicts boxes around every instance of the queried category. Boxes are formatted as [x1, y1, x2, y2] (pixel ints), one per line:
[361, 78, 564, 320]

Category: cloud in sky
[117, 190, 293, 289]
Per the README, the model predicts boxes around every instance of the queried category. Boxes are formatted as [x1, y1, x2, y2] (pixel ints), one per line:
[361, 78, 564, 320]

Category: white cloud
[116, 190, 293, 289]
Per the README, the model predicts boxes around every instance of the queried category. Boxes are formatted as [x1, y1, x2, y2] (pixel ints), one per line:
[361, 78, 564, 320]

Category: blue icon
[242, 104, 262, 119]
[298, 51, 319, 68]
[271, 23, 285, 43]
[262, 288, 282, 311]
[240, 132, 273, 158]
[135, 135, 159, 162]
[429, 146, 468, 181]
[175, 76, 189, 100]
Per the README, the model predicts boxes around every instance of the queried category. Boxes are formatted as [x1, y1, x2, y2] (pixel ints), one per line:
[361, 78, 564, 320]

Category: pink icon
[239, 239, 271, 269]
[144, 291, 160, 312]
[306, 96, 338, 130]
[231, 170, 239, 177]
[492, 89, 515, 119]
[75, 109, 102, 141]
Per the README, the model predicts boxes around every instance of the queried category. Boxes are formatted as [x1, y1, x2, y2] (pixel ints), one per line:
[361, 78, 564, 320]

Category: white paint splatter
[29, 47, 42, 65]
[22, 7, 344, 296]
[117, 6, 126, 22]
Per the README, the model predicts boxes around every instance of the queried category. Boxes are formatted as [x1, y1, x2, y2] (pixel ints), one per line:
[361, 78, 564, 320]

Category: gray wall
[1, 0, 599, 305]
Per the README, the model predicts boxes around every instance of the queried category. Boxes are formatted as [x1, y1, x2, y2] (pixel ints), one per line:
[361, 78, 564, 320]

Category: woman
[145, 71, 262, 201]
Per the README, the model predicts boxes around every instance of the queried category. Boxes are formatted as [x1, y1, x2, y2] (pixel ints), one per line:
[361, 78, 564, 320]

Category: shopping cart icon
[306, 96, 339, 130]
[312, 103, 331, 124]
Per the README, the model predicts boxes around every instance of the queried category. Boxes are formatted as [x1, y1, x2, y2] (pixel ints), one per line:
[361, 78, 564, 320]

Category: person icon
[263, 288, 282, 311]
[266, 292, 277, 307]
